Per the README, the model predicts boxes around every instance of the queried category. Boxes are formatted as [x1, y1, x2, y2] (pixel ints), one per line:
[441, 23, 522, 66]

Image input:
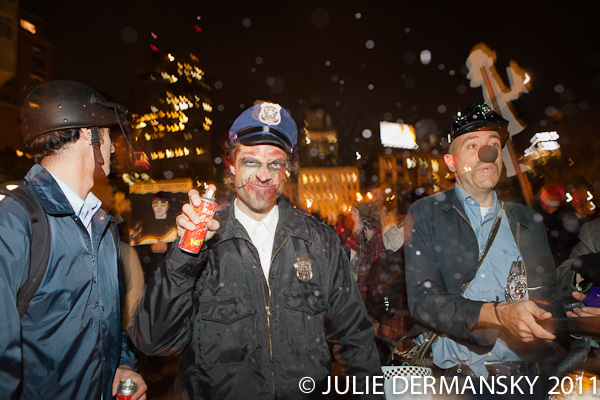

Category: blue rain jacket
[0, 165, 136, 399]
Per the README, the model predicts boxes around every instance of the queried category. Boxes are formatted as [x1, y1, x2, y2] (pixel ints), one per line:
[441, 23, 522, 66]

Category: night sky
[20, 0, 600, 164]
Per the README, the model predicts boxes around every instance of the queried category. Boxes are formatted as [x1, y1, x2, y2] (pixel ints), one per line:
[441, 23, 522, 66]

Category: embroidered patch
[258, 102, 282, 125]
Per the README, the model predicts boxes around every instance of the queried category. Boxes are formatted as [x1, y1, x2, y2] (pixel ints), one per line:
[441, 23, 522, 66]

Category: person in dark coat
[0, 81, 146, 399]
[129, 102, 382, 399]
[404, 103, 573, 397]
[555, 218, 600, 378]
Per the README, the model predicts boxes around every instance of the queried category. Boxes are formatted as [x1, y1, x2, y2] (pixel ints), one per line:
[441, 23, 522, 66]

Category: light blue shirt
[431, 184, 524, 377]
[47, 168, 102, 240]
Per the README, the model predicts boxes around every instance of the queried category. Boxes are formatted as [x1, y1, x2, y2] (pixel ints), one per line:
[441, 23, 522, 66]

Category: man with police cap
[404, 103, 562, 396]
[130, 101, 383, 399]
[0, 81, 147, 399]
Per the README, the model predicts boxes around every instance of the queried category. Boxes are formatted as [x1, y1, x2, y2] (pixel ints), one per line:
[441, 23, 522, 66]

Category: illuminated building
[298, 166, 359, 224]
[378, 150, 448, 195]
[0, 9, 52, 151]
[300, 104, 339, 167]
[130, 52, 213, 180]
[377, 121, 449, 195]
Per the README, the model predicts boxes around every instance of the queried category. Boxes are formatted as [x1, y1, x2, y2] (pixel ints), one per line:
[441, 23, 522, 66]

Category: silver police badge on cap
[294, 251, 313, 282]
[258, 102, 282, 126]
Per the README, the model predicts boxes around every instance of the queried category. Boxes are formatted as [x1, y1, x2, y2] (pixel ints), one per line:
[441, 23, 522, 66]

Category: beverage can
[117, 378, 137, 400]
[178, 188, 217, 254]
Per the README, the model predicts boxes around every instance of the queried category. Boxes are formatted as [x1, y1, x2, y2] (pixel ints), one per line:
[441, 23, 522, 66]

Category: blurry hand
[112, 365, 147, 400]
[150, 240, 168, 254]
[566, 291, 600, 317]
[496, 300, 555, 342]
[176, 185, 220, 243]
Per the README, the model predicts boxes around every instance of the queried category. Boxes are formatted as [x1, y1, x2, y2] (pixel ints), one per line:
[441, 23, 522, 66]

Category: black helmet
[21, 80, 127, 143]
[445, 103, 509, 148]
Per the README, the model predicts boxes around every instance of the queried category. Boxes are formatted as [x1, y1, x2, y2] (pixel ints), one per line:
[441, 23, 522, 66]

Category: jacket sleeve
[118, 332, 138, 369]
[322, 229, 384, 399]
[404, 202, 494, 347]
[557, 220, 599, 297]
[0, 199, 32, 398]
[128, 243, 208, 356]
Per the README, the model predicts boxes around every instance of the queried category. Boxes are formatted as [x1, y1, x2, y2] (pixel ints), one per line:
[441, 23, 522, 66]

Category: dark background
[19, 0, 600, 166]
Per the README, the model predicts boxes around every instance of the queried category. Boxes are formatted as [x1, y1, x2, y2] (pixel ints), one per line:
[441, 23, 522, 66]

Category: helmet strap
[90, 126, 106, 176]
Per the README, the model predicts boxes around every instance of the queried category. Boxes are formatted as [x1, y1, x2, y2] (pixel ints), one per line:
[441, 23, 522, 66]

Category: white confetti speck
[420, 50, 432, 65]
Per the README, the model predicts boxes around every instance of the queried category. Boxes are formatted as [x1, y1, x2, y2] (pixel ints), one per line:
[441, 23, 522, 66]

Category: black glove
[572, 252, 600, 285]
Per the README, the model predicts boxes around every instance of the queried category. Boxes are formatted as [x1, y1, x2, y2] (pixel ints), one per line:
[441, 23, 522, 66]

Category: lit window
[30, 73, 44, 84]
[20, 19, 36, 34]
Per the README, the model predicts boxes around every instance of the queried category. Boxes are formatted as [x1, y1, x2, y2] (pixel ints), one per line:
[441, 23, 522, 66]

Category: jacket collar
[437, 188, 464, 214]
[214, 196, 313, 245]
[504, 201, 533, 230]
[436, 187, 533, 229]
[24, 164, 76, 216]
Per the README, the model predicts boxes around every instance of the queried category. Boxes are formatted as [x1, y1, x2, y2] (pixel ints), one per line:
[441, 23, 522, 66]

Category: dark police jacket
[404, 189, 560, 349]
[130, 198, 382, 399]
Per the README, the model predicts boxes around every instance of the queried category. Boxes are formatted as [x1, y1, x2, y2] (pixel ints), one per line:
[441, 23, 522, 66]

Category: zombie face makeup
[231, 144, 287, 219]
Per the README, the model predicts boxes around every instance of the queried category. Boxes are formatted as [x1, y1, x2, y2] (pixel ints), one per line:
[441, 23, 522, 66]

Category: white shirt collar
[233, 197, 279, 236]
[234, 198, 279, 289]
[47, 168, 102, 232]
[234, 198, 279, 236]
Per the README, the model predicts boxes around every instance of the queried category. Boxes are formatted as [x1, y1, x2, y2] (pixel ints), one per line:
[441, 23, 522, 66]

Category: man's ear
[80, 128, 92, 144]
[444, 153, 456, 172]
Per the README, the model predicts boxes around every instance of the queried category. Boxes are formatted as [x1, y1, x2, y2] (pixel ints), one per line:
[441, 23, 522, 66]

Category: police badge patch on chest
[294, 251, 313, 282]
[505, 260, 529, 302]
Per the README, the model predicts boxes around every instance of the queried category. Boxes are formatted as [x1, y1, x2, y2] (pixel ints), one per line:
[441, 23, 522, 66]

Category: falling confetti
[420, 50, 432, 65]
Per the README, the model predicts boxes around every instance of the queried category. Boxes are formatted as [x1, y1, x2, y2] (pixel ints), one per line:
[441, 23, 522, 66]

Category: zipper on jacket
[236, 234, 278, 395]
[270, 237, 287, 266]
[261, 281, 275, 396]
[263, 236, 287, 396]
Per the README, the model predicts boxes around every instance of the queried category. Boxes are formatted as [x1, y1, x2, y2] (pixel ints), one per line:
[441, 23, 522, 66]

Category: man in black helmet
[0, 81, 147, 399]
[404, 104, 563, 397]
